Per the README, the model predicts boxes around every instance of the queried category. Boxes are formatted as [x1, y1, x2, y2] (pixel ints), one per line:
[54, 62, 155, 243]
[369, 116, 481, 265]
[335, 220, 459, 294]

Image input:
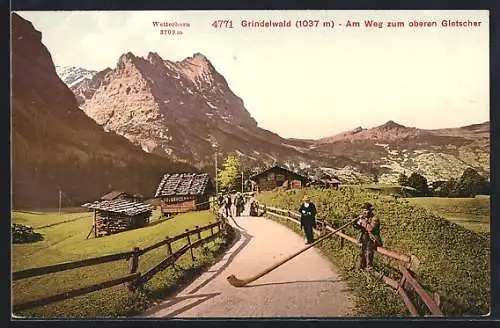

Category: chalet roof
[249, 165, 310, 182]
[100, 190, 133, 201]
[81, 199, 153, 216]
[154, 173, 212, 198]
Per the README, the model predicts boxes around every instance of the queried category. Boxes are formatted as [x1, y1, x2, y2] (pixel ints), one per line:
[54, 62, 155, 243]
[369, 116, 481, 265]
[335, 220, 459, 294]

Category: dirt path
[139, 206, 355, 318]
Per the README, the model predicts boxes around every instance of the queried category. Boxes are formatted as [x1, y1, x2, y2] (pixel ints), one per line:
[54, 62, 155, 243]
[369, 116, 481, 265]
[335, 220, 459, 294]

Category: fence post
[396, 276, 407, 295]
[186, 229, 195, 261]
[209, 223, 215, 244]
[127, 247, 140, 291]
[166, 236, 172, 256]
[219, 215, 226, 234]
[196, 226, 201, 241]
[434, 292, 441, 308]
[339, 229, 345, 248]
[409, 255, 421, 273]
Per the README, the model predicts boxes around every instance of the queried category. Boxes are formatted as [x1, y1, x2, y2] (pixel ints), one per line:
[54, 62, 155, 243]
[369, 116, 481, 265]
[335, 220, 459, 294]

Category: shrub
[398, 173, 409, 186]
[453, 168, 489, 197]
[432, 180, 457, 197]
[407, 173, 429, 196]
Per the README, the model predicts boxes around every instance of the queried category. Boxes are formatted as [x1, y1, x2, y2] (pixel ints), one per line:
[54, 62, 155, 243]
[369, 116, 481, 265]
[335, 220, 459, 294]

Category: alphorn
[227, 216, 359, 287]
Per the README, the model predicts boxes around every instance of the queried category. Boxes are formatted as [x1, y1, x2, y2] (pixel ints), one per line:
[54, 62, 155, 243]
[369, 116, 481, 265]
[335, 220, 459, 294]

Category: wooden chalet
[249, 165, 310, 192]
[81, 199, 153, 237]
[154, 173, 215, 216]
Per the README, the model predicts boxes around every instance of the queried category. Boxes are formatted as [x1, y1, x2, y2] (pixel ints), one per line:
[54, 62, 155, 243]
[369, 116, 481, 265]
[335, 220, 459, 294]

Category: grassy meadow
[12, 208, 233, 318]
[257, 187, 490, 316]
[406, 196, 490, 233]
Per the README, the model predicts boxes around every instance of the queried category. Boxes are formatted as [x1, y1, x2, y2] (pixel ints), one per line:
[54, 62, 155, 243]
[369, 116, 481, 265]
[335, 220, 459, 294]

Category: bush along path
[257, 187, 490, 316]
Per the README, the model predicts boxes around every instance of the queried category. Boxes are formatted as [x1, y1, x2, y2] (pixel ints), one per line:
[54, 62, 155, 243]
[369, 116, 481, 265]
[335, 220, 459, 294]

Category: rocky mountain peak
[71, 50, 262, 161]
[378, 120, 406, 130]
[117, 52, 140, 69]
[176, 53, 216, 86]
[184, 52, 211, 65]
[147, 51, 163, 65]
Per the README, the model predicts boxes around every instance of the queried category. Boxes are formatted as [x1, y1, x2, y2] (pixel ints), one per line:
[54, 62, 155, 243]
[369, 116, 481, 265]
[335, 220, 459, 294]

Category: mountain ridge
[52, 47, 489, 186]
[70, 50, 358, 173]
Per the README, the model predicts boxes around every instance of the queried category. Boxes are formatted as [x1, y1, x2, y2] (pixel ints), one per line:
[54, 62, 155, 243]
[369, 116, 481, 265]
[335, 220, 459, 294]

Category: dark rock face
[11, 13, 193, 208]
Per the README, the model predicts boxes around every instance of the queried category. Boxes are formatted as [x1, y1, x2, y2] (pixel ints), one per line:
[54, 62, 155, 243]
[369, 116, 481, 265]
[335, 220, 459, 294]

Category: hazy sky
[15, 10, 489, 139]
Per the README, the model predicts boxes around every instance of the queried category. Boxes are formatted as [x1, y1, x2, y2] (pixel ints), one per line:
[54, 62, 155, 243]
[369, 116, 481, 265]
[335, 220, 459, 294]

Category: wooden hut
[81, 199, 153, 237]
[248, 165, 310, 192]
[154, 173, 215, 216]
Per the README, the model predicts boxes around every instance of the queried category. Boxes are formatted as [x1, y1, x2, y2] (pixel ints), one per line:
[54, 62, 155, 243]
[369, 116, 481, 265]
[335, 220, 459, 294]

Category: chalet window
[276, 174, 285, 185]
[267, 173, 275, 181]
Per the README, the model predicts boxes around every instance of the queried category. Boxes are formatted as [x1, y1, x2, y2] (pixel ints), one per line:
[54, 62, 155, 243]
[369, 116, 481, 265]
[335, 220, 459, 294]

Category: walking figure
[235, 192, 245, 216]
[224, 194, 233, 218]
[298, 195, 317, 244]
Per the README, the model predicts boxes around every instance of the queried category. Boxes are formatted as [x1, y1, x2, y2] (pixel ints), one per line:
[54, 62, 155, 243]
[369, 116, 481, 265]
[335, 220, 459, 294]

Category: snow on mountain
[55, 65, 98, 87]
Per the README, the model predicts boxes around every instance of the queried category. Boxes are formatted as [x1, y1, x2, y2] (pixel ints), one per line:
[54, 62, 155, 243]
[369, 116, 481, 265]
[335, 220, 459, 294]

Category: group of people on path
[298, 196, 382, 271]
[217, 192, 259, 218]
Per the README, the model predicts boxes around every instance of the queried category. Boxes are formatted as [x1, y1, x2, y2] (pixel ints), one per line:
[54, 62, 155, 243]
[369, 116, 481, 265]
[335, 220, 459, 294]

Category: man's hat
[303, 195, 310, 202]
[362, 202, 374, 211]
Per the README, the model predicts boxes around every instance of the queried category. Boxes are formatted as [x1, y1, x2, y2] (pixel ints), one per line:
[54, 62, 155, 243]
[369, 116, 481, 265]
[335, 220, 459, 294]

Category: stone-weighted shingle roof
[81, 199, 153, 216]
[154, 173, 212, 198]
[100, 190, 132, 201]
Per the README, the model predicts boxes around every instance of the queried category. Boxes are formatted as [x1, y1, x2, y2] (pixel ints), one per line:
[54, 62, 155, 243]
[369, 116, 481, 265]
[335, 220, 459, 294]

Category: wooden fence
[12, 217, 230, 312]
[259, 204, 443, 317]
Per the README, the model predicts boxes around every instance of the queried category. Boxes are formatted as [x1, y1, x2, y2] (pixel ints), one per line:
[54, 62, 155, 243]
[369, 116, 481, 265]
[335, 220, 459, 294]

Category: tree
[453, 168, 489, 197]
[432, 180, 457, 197]
[217, 153, 241, 192]
[398, 173, 409, 186]
[406, 172, 429, 196]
